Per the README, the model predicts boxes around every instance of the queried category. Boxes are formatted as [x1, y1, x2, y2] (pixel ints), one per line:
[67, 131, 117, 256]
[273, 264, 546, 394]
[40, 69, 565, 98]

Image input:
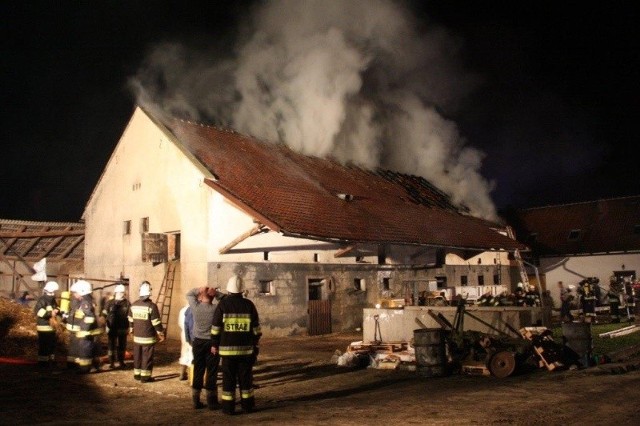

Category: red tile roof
[159, 114, 526, 252]
[512, 196, 640, 256]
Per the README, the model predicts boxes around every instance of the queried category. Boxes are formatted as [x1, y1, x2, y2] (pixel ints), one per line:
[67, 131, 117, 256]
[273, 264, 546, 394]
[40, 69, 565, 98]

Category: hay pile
[0, 297, 69, 360]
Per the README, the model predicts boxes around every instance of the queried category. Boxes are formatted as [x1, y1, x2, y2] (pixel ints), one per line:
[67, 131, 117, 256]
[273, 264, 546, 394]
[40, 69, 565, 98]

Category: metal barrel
[413, 328, 448, 377]
[562, 322, 593, 366]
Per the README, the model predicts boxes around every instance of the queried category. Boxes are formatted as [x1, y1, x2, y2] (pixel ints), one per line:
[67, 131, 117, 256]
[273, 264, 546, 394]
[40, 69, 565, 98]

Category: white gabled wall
[83, 108, 211, 325]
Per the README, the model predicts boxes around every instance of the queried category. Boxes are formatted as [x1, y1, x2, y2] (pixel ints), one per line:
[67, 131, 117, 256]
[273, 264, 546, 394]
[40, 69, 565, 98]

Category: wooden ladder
[156, 261, 177, 335]
[506, 226, 530, 288]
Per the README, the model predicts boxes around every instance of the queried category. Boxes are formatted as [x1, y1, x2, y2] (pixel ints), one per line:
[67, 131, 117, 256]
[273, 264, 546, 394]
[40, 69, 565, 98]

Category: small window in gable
[567, 229, 582, 241]
[140, 217, 149, 233]
[123, 220, 131, 235]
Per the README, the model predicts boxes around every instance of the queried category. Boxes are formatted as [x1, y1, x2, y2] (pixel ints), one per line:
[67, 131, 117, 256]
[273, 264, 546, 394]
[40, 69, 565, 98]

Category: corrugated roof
[0, 219, 84, 261]
[512, 196, 640, 256]
[159, 114, 526, 252]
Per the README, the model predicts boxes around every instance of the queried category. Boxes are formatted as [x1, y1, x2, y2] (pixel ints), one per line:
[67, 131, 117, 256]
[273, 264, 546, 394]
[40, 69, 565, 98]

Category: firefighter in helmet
[33, 281, 60, 369]
[102, 283, 131, 369]
[128, 281, 164, 382]
[72, 280, 103, 374]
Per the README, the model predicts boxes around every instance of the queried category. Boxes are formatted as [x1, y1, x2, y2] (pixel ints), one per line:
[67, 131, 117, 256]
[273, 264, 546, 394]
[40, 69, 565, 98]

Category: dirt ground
[1, 330, 640, 426]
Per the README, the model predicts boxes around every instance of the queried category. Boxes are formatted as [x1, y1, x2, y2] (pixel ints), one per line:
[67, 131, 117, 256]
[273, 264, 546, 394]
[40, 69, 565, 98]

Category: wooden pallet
[348, 341, 408, 353]
[462, 363, 490, 376]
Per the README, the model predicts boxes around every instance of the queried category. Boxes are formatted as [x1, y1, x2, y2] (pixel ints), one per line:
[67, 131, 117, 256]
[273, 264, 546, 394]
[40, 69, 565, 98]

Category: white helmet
[226, 275, 244, 294]
[568, 284, 576, 291]
[73, 280, 92, 296]
[43, 281, 59, 294]
[114, 284, 126, 294]
[139, 281, 152, 297]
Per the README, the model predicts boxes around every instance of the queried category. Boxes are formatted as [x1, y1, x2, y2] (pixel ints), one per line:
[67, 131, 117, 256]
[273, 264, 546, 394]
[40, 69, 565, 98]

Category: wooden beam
[334, 245, 355, 258]
[219, 224, 269, 254]
[0, 229, 84, 238]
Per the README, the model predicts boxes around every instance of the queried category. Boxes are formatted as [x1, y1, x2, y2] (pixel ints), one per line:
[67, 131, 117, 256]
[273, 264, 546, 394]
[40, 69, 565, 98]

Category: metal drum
[562, 322, 593, 366]
[413, 328, 448, 377]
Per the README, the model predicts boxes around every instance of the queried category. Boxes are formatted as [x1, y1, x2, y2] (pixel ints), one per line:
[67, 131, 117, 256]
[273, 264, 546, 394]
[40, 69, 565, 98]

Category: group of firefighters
[476, 282, 544, 307]
[411, 275, 638, 325]
[31, 275, 261, 415]
[33, 279, 163, 375]
[559, 276, 638, 323]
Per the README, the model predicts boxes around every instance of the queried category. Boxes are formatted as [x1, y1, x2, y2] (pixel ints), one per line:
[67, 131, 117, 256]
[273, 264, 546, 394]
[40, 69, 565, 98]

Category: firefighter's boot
[192, 389, 205, 409]
[207, 390, 221, 410]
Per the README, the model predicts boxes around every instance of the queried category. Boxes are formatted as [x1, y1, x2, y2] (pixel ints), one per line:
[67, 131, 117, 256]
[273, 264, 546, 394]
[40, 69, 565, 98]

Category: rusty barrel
[413, 328, 448, 377]
[562, 322, 593, 366]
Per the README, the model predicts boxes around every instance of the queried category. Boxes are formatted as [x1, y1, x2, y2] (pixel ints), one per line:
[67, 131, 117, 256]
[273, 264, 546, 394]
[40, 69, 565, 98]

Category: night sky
[2, 1, 638, 222]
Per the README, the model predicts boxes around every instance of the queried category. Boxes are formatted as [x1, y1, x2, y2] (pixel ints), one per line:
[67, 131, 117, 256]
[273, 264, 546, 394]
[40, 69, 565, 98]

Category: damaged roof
[511, 196, 640, 256]
[0, 218, 84, 261]
[152, 111, 526, 252]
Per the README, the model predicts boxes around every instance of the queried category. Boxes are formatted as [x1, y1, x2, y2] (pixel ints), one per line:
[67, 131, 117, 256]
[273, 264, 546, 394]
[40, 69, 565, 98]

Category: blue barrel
[414, 328, 448, 377]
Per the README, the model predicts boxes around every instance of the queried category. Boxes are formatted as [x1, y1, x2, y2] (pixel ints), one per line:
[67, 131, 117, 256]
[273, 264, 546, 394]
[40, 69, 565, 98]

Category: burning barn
[80, 106, 527, 339]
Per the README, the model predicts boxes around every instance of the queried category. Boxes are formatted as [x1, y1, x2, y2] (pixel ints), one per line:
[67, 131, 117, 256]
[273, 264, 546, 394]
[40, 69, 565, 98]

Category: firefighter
[33, 281, 60, 370]
[211, 275, 261, 415]
[578, 278, 597, 323]
[514, 282, 526, 306]
[559, 282, 575, 323]
[72, 280, 103, 374]
[101, 284, 131, 369]
[476, 291, 494, 306]
[623, 277, 636, 321]
[606, 278, 622, 323]
[524, 285, 541, 307]
[65, 282, 82, 370]
[128, 281, 164, 382]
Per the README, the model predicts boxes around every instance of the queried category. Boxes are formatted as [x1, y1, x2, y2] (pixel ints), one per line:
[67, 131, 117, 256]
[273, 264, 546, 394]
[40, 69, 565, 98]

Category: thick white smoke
[130, 0, 498, 220]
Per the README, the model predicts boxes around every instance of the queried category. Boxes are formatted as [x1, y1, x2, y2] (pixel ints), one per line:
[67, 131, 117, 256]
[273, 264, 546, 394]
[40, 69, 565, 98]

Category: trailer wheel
[487, 350, 516, 378]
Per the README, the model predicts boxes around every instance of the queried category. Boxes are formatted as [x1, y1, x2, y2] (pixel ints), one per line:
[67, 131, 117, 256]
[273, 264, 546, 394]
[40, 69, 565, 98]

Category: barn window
[353, 278, 365, 292]
[263, 251, 269, 261]
[258, 280, 274, 296]
[478, 275, 485, 286]
[140, 217, 149, 233]
[460, 275, 468, 286]
[313, 253, 319, 262]
[493, 274, 500, 285]
[123, 220, 131, 235]
[382, 277, 390, 291]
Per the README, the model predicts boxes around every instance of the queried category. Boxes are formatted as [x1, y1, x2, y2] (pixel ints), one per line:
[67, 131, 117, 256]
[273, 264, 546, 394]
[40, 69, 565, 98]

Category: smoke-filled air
[130, 0, 499, 221]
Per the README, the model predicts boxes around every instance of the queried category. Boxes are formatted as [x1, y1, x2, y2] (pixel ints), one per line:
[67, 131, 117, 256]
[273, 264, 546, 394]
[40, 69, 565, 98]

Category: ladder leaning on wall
[506, 226, 530, 289]
[155, 261, 177, 337]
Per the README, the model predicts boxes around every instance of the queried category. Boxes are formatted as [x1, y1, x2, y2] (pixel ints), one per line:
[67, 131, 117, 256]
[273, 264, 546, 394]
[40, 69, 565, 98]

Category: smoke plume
[130, 0, 498, 220]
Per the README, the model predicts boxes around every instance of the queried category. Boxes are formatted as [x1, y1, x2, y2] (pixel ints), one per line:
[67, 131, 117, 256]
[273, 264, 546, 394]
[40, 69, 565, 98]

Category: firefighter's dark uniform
[74, 294, 103, 373]
[65, 296, 81, 369]
[102, 296, 131, 368]
[128, 296, 164, 382]
[34, 293, 59, 368]
[579, 279, 597, 322]
[524, 288, 541, 307]
[211, 293, 261, 415]
[607, 287, 621, 323]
